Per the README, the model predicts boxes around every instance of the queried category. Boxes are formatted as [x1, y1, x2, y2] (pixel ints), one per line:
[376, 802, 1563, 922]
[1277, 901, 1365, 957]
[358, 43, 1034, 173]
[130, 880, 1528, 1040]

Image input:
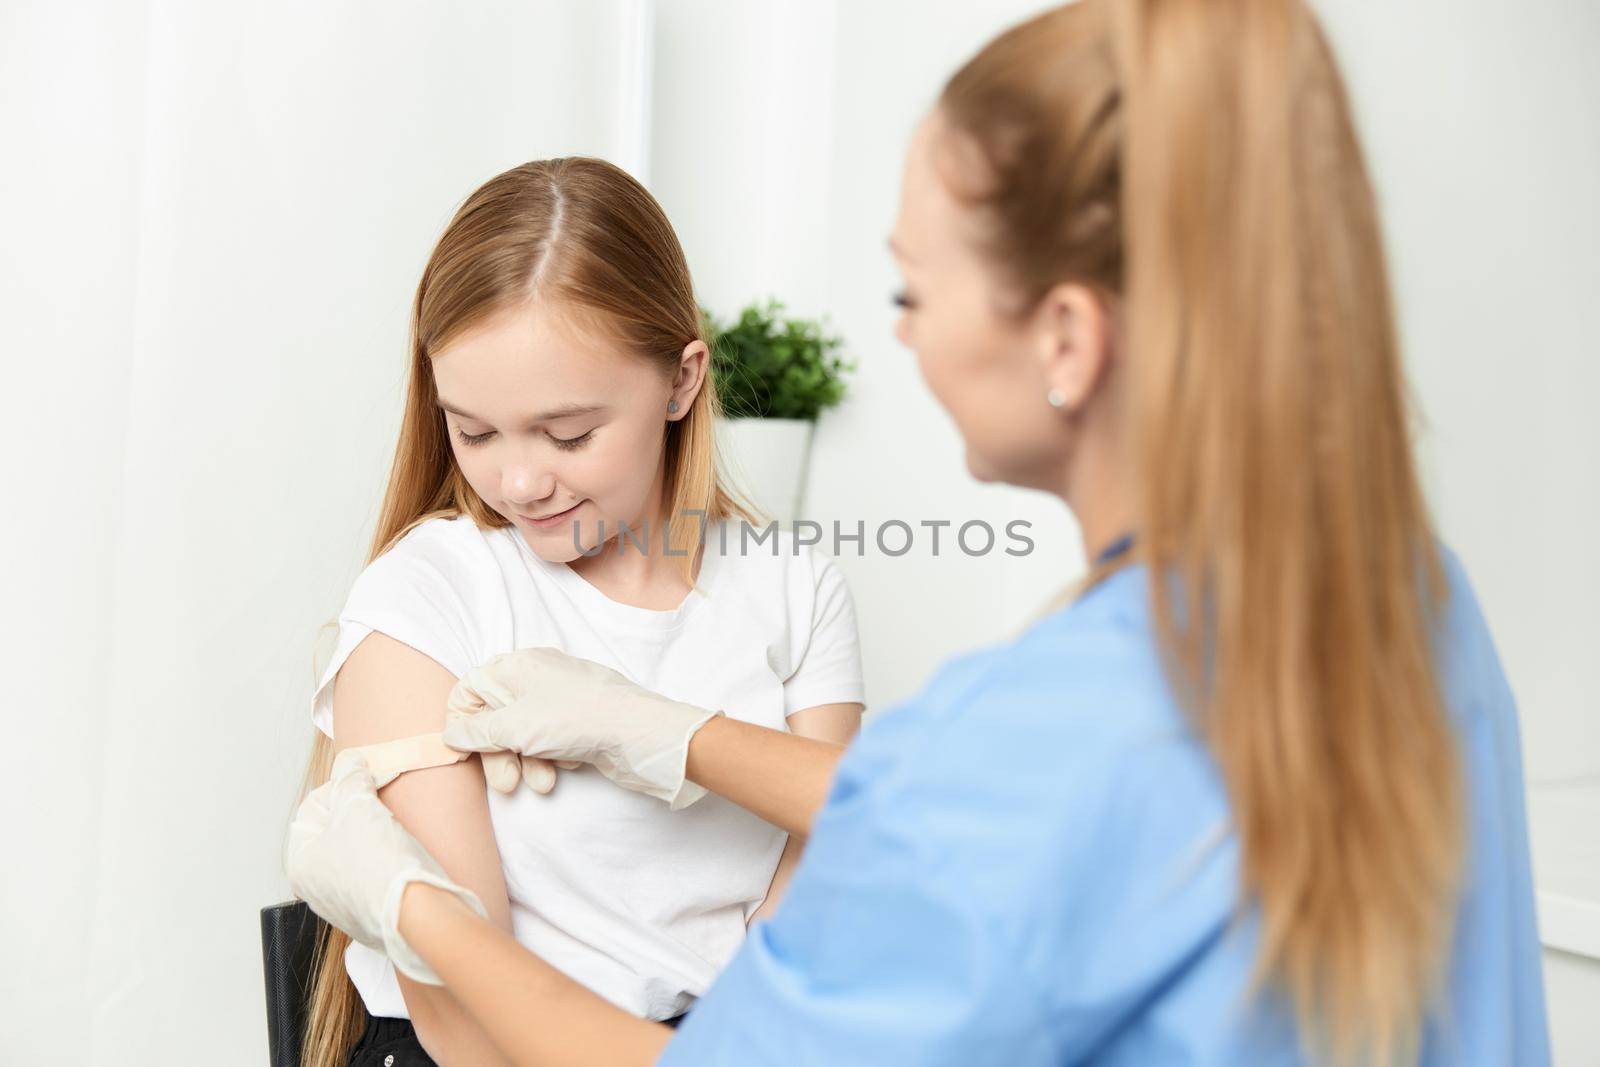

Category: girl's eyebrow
[435, 398, 609, 426]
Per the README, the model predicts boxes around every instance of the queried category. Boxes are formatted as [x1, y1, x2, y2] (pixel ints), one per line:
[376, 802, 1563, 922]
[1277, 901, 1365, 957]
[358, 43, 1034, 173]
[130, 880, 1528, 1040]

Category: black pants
[348, 1011, 689, 1066]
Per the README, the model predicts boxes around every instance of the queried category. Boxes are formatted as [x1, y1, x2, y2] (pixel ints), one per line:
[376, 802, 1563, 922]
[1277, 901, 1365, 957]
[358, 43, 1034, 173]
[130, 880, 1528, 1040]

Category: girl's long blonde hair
[941, 2, 1459, 1063]
[297, 157, 757, 1067]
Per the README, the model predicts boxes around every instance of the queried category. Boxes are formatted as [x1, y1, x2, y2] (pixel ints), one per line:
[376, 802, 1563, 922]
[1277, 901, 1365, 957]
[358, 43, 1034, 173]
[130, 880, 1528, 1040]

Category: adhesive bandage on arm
[349, 732, 469, 789]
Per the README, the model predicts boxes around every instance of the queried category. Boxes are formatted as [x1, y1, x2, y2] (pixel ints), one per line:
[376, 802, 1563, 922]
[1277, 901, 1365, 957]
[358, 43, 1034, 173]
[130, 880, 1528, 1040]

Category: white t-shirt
[310, 514, 866, 1021]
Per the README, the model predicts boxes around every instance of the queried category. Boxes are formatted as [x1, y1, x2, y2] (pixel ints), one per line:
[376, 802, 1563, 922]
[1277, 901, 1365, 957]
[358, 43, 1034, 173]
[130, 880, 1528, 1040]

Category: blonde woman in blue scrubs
[286, 0, 1550, 1063]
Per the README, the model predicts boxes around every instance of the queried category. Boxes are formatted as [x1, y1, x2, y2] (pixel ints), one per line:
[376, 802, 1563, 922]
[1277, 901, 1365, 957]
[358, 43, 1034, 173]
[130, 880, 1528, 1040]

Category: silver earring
[1046, 389, 1066, 409]
[668, 400, 680, 414]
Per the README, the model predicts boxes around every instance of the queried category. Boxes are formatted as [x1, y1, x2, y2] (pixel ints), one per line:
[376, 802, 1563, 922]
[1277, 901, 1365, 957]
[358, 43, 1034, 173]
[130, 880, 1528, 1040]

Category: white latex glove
[285, 748, 489, 985]
[442, 646, 724, 810]
[448, 681, 582, 797]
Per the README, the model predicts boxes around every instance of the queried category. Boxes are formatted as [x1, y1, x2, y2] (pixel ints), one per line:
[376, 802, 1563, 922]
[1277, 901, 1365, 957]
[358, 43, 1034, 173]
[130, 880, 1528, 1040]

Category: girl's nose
[501, 462, 558, 507]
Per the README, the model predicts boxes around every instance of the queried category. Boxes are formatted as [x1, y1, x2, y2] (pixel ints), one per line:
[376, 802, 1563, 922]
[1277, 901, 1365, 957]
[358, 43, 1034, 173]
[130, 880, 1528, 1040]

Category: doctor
[287, 0, 1549, 1063]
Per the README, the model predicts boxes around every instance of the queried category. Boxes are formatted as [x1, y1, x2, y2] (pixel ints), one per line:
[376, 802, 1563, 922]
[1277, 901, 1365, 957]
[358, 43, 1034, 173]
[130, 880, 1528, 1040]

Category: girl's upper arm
[329, 630, 513, 933]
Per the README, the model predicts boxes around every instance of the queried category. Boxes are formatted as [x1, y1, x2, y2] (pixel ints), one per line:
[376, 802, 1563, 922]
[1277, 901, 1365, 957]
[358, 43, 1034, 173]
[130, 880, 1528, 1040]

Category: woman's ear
[668, 339, 710, 421]
[1033, 283, 1113, 414]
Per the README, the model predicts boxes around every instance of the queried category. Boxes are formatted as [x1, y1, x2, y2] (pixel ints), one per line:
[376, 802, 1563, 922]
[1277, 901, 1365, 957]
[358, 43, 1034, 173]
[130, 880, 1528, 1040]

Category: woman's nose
[893, 314, 912, 349]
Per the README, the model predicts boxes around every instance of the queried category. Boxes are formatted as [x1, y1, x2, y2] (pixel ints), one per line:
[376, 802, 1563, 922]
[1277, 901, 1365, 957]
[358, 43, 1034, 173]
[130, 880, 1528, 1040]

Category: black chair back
[260, 899, 325, 1067]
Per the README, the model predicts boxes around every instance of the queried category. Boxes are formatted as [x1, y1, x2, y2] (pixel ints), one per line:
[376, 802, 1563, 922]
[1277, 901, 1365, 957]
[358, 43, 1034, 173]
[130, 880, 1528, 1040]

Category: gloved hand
[285, 748, 489, 985]
[442, 646, 724, 810]
[448, 681, 583, 797]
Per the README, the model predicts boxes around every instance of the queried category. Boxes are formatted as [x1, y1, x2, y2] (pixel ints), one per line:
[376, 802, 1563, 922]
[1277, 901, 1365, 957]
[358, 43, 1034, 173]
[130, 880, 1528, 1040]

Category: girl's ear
[668, 340, 710, 421]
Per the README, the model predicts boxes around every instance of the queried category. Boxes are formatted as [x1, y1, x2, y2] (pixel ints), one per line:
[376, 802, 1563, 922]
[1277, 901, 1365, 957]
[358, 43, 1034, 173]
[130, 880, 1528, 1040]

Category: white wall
[653, 0, 1084, 714]
[1316, 0, 1600, 789]
[0, 0, 645, 1059]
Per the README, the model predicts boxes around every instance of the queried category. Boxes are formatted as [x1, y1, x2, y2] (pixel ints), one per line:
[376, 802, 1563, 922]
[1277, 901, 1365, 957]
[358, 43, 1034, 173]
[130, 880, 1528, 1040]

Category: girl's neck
[564, 476, 701, 610]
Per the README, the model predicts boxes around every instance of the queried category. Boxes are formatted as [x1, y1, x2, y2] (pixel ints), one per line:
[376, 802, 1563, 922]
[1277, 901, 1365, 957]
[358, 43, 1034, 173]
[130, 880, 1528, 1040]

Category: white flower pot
[714, 417, 816, 524]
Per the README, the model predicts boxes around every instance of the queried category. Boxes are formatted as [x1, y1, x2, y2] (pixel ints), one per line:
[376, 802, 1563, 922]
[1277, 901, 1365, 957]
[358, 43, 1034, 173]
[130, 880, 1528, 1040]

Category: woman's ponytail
[1118, 3, 1461, 1061]
[942, 2, 1462, 1062]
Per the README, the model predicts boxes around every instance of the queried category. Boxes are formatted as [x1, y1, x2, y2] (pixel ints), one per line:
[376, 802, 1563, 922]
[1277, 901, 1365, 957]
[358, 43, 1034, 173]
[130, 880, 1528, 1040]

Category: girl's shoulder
[378, 511, 497, 563]
[348, 513, 514, 622]
[314, 514, 510, 736]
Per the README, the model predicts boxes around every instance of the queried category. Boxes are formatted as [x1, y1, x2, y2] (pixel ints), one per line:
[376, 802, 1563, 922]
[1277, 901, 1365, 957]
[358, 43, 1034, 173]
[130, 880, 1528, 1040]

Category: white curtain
[0, 0, 649, 1058]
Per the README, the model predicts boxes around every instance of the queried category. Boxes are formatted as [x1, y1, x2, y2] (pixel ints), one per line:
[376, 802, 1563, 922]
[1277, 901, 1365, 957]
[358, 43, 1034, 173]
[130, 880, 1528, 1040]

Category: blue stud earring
[668, 400, 680, 414]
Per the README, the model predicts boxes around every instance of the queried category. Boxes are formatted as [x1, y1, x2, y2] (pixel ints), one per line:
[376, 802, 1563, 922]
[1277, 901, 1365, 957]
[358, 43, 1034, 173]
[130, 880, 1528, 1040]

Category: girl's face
[888, 110, 1113, 494]
[431, 301, 705, 562]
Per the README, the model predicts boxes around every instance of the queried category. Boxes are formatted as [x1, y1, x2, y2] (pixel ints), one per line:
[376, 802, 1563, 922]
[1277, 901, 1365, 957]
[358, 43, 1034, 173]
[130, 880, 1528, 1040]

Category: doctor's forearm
[399, 882, 673, 1067]
[685, 716, 845, 837]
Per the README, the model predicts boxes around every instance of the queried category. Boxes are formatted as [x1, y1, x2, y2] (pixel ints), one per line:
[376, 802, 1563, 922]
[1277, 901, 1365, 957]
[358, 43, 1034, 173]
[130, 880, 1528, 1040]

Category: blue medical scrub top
[657, 545, 1550, 1066]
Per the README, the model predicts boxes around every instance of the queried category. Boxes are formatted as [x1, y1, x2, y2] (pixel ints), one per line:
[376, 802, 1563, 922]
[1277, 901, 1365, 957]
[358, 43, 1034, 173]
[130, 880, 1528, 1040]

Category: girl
[298, 157, 866, 1066]
[289, 1, 1549, 1064]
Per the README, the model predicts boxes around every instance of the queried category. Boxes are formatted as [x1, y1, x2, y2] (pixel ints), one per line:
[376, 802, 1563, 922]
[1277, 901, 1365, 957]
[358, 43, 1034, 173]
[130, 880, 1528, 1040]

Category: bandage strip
[353, 732, 469, 788]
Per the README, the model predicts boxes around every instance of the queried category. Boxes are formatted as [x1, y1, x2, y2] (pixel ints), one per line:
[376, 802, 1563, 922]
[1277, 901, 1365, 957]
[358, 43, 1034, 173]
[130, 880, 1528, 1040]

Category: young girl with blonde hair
[299, 157, 866, 1066]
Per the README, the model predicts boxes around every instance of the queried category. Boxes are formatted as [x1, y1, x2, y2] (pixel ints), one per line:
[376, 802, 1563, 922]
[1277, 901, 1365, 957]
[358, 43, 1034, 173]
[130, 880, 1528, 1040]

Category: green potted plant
[704, 298, 855, 522]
